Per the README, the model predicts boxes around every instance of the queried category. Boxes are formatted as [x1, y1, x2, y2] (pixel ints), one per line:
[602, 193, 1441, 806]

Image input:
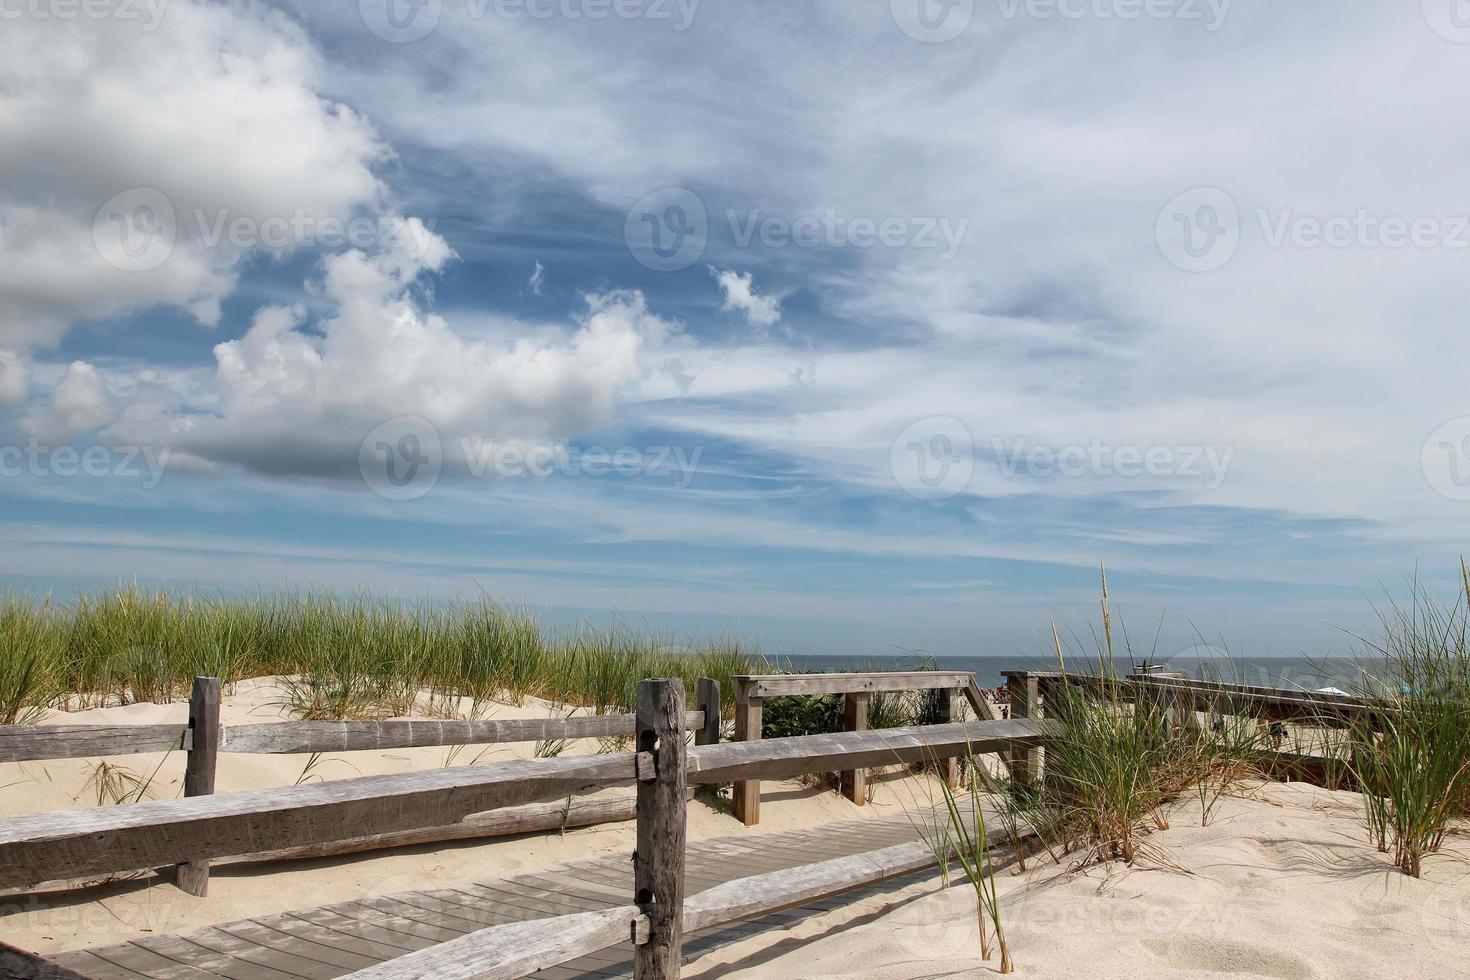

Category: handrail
[0, 711, 706, 763]
[0, 750, 650, 890]
[0, 723, 191, 762]
[734, 670, 974, 697]
[1012, 669, 1380, 726]
[731, 670, 987, 826]
[687, 718, 1045, 784]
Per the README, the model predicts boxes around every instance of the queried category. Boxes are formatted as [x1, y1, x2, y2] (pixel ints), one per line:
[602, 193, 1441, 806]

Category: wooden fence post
[839, 692, 869, 805]
[1003, 672, 1039, 789]
[695, 678, 721, 747]
[634, 678, 687, 980]
[731, 677, 761, 826]
[936, 687, 962, 788]
[176, 675, 220, 897]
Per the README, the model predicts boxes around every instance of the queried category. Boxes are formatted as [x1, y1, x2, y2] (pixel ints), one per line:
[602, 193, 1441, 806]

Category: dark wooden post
[936, 687, 962, 788]
[839, 692, 870, 805]
[176, 675, 220, 897]
[731, 677, 761, 826]
[634, 678, 687, 980]
[1003, 672, 1039, 789]
[695, 678, 721, 747]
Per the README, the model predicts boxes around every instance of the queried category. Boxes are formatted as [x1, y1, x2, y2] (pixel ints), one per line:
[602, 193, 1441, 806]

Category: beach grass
[1036, 568, 1266, 866]
[1346, 566, 1470, 876]
[918, 737, 1015, 974]
[0, 588, 768, 720]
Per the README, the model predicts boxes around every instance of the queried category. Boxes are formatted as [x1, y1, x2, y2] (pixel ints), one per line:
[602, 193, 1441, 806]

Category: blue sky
[1, 0, 1467, 660]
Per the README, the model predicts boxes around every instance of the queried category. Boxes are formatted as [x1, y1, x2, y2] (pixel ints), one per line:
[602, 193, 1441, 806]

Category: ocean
[776, 654, 1379, 693]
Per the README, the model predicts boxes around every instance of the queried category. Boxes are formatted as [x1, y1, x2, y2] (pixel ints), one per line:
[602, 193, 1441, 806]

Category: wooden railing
[14, 667, 1370, 978]
[1010, 669, 1380, 726]
[1, 676, 1045, 979]
[1008, 669, 1378, 789]
[0, 676, 722, 896]
[730, 670, 1003, 825]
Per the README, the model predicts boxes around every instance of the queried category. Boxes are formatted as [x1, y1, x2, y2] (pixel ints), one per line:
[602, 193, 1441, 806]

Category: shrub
[761, 694, 843, 739]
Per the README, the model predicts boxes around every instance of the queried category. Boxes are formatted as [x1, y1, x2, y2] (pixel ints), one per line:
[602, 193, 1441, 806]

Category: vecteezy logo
[1423, 0, 1470, 43]
[1156, 187, 1239, 272]
[624, 187, 708, 272]
[891, 0, 973, 42]
[359, 417, 443, 500]
[1422, 416, 1470, 502]
[359, 0, 442, 42]
[92, 188, 177, 273]
[890, 416, 974, 500]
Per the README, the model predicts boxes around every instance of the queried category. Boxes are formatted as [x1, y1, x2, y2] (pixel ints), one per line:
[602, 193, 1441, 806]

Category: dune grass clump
[1037, 570, 1263, 866]
[0, 588, 767, 722]
[0, 597, 63, 723]
[1347, 567, 1470, 877]
[1040, 673, 1197, 864]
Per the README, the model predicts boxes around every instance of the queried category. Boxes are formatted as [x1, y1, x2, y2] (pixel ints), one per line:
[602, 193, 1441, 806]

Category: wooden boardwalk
[50, 806, 966, 979]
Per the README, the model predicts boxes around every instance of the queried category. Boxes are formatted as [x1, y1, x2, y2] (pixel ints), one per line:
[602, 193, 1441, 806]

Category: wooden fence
[2, 677, 1044, 979]
[0, 676, 722, 897]
[1007, 669, 1380, 789]
[2, 667, 1379, 978]
[730, 670, 1003, 825]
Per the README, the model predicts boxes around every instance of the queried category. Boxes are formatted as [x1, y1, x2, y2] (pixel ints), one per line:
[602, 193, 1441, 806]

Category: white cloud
[23, 361, 112, 440]
[528, 261, 545, 295]
[711, 268, 781, 328]
[109, 226, 676, 482]
[0, 351, 28, 408]
[331, 4, 1470, 548]
[0, 0, 386, 350]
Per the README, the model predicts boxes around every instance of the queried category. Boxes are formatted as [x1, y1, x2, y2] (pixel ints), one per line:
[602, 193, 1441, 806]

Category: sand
[686, 783, 1470, 979]
[0, 677, 951, 955]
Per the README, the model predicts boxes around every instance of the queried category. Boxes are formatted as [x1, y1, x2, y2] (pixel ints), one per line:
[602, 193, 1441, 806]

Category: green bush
[761, 694, 843, 739]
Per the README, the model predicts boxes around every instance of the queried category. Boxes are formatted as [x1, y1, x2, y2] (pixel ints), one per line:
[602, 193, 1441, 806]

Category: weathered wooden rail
[0, 676, 722, 897]
[1006, 668, 1377, 789]
[2, 677, 1044, 979]
[730, 670, 1003, 825]
[1012, 669, 1381, 727]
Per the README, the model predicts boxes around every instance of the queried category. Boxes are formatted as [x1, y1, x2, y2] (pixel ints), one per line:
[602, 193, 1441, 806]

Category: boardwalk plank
[250, 914, 407, 964]
[58, 802, 987, 980]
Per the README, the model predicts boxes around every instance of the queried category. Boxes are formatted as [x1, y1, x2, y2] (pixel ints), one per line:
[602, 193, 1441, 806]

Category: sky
[0, 0, 1467, 661]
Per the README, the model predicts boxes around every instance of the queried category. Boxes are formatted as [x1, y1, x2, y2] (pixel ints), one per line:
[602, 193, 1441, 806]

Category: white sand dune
[687, 784, 1470, 979]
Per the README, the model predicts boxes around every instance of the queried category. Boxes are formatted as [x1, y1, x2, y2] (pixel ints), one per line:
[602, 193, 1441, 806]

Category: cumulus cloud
[0, 0, 386, 350]
[711, 268, 781, 329]
[110, 225, 676, 482]
[23, 362, 113, 440]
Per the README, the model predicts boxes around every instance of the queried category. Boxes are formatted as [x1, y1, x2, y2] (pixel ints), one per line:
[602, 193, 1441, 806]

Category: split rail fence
[729, 670, 1005, 824]
[0, 675, 1044, 979]
[0, 667, 1386, 978]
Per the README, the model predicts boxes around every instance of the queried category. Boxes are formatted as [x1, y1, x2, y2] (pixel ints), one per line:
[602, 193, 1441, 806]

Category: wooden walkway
[50, 806, 968, 979]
